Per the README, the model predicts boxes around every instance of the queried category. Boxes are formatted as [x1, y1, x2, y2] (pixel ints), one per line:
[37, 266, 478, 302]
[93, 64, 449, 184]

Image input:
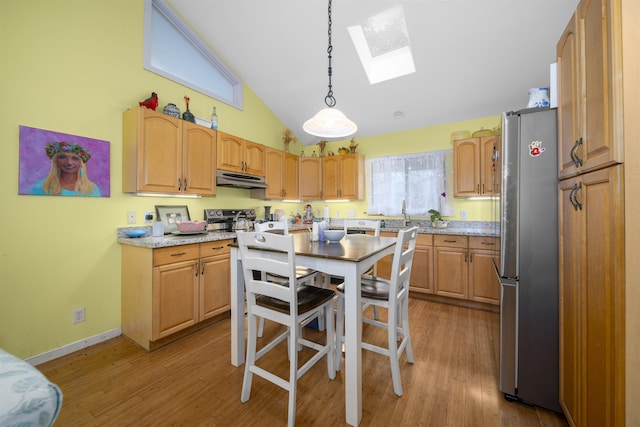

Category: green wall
[0, 0, 499, 359]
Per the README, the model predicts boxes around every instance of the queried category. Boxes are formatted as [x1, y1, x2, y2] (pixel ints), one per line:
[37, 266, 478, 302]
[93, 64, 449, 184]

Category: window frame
[144, 0, 243, 109]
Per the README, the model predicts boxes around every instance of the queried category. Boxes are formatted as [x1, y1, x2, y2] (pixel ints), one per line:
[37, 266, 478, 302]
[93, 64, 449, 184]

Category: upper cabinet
[216, 131, 265, 176]
[322, 153, 364, 200]
[252, 147, 298, 200]
[453, 136, 498, 197]
[122, 107, 216, 196]
[557, 0, 622, 179]
[299, 156, 323, 200]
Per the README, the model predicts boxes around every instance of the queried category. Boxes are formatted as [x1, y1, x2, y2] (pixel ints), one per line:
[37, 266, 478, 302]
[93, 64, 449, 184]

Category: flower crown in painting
[44, 141, 91, 163]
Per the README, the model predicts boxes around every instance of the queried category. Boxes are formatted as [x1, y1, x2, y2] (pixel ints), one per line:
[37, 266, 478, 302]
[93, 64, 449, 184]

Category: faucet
[402, 200, 410, 226]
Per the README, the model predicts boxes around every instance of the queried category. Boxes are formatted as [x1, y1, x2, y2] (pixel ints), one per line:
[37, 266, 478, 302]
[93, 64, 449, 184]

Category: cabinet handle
[170, 252, 188, 257]
[477, 184, 480, 194]
[208, 246, 224, 250]
[465, 251, 468, 263]
[201, 261, 205, 276]
[576, 137, 584, 166]
[570, 140, 579, 167]
[444, 239, 457, 243]
[469, 253, 473, 263]
[574, 181, 583, 210]
[481, 242, 495, 246]
[482, 183, 485, 194]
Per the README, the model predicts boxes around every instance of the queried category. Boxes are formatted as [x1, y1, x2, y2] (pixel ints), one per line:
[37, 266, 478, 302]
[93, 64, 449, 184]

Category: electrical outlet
[144, 211, 154, 223]
[127, 211, 136, 224]
[73, 308, 85, 324]
[460, 210, 467, 220]
[347, 210, 356, 217]
[336, 210, 341, 217]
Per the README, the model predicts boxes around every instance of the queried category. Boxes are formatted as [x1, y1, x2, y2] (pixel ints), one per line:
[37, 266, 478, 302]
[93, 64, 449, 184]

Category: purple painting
[19, 125, 110, 197]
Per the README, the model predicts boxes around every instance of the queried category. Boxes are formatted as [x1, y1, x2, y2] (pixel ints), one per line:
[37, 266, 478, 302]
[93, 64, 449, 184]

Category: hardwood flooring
[38, 299, 568, 426]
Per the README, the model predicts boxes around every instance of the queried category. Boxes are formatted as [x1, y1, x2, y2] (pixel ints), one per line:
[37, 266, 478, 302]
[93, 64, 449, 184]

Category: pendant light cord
[325, 0, 336, 108]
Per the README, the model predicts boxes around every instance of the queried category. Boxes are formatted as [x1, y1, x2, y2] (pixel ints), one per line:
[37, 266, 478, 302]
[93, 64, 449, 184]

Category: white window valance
[366, 149, 452, 216]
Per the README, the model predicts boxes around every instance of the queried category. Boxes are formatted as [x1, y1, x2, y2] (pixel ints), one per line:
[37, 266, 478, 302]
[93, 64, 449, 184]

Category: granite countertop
[118, 220, 498, 249]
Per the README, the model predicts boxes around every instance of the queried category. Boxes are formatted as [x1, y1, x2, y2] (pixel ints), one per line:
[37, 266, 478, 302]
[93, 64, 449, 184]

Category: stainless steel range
[204, 208, 256, 232]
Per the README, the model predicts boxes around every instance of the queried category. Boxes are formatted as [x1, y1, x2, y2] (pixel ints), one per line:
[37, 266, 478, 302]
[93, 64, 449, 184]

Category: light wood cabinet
[409, 234, 434, 295]
[299, 156, 323, 200]
[468, 236, 500, 305]
[122, 240, 233, 351]
[322, 153, 364, 200]
[122, 107, 217, 196]
[216, 131, 265, 176]
[557, 0, 636, 424]
[559, 167, 624, 427]
[453, 136, 499, 197]
[557, 0, 622, 180]
[433, 235, 469, 299]
[253, 147, 298, 199]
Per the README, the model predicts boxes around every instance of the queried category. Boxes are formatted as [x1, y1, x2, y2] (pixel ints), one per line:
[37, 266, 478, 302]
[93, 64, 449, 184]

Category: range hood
[216, 170, 268, 189]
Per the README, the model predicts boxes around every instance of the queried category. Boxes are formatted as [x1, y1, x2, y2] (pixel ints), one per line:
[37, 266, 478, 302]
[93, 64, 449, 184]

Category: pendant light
[303, 0, 357, 138]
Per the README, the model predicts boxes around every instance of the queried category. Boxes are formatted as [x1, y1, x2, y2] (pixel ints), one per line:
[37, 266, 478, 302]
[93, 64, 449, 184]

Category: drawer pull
[208, 246, 224, 250]
[481, 242, 496, 246]
[443, 239, 457, 243]
[170, 252, 188, 257]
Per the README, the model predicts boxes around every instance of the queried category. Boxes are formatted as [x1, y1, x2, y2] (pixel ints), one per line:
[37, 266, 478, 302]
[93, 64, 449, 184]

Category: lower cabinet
[377, 231, 499, 306]
[122, 240, 232, 351]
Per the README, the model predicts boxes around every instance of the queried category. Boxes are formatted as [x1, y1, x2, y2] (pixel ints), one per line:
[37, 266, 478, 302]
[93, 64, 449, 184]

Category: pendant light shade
[303, 107, 357, 138]
[304, 0, 357, 139]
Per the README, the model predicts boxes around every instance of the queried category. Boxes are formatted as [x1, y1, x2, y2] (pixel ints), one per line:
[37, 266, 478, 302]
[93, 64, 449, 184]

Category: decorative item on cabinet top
[139, 92, 158, 110]
[182, 95, 195, 123]
[163, 103, 180, 118]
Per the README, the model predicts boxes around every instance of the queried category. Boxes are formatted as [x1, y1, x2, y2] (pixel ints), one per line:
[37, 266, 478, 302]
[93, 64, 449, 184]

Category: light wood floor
[38, 299, 568, 426]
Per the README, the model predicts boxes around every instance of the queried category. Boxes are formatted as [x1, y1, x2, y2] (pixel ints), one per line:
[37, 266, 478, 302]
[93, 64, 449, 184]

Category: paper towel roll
[323, 206, 329, 220]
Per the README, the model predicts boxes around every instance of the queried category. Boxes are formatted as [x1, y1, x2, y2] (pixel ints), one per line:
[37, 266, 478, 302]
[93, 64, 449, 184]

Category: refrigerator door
[499, 278, 518, 397]
[499, 112, 520, 279]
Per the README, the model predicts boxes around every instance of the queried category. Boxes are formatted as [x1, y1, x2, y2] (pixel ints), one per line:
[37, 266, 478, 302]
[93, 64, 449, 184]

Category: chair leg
[241, 312, 257, 403]
[334, 294, 345, 370]
[288, 320, 299, 427]
[257, 316, 265, 338]
[325, 303, 336, 379]
[402, 295, 414, 363]
[387, 304, 403, 396]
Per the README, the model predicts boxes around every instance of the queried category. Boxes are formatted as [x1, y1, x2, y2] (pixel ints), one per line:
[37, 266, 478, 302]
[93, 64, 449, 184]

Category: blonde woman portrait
[19, 126, 110, 197]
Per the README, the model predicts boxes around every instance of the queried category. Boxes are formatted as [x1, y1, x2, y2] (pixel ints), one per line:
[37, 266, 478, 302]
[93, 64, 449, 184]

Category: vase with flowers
[282, 128, 298, 152]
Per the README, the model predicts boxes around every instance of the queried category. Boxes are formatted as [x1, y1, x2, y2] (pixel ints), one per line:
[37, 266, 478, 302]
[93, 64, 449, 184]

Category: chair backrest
[237, 231, 297, 308]
[254, 221, 288, 234]
[343, 219, 381, 236]
[388, 226, 419, 297]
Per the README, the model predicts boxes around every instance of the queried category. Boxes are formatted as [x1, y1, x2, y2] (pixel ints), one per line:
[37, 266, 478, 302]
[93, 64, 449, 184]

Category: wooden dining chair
[334, 226, 418, 396]
[343, 219, 381, 237]
[237, 232, 336, 427]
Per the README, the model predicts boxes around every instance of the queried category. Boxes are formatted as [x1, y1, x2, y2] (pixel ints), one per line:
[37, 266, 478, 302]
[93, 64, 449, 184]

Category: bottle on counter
[210, 106, 218, 130]
[318, 220, 328, 242]
[380, 219, 386, 228]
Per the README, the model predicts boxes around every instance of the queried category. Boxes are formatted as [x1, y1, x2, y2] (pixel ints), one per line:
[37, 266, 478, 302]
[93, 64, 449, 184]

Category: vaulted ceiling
[169, 0, 578, 145]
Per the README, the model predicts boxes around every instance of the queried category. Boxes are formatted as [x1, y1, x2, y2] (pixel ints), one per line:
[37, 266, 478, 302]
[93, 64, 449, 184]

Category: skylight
[348, 6, 416, 85]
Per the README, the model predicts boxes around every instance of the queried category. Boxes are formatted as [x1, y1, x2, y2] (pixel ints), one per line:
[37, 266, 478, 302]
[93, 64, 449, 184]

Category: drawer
[434, 234, 468, 248]
[154, 244, 199, 267]
[469, 236, 499, 250]
[200, 240, 232, 256]
[415, 234, 433, 246]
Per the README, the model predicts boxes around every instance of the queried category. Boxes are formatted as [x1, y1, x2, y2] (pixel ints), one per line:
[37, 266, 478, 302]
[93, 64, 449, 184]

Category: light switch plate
[347, 210, 356, 217]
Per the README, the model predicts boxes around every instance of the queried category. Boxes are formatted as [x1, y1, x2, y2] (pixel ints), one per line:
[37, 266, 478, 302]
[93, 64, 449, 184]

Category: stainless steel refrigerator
[493, 107, 561, 412]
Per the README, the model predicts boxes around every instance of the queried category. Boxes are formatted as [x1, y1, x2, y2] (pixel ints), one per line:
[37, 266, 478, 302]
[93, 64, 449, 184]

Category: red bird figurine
[139, 92, 158, 111]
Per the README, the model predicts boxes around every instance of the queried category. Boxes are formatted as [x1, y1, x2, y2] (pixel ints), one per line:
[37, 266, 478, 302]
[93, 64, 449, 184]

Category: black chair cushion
[257, 285, 335, 314]
[336, 276, 390, 301]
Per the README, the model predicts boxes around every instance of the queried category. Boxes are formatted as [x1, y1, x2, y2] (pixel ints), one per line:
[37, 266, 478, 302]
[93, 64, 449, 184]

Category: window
[367, 150, 451, 216]
[144, 0, 242, 109]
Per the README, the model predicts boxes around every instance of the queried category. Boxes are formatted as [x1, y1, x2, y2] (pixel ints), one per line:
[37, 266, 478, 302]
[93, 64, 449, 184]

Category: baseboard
[26, 328, 122, 366]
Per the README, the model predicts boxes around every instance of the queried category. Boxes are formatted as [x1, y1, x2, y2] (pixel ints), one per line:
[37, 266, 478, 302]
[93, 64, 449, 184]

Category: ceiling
[169, 0, 578, 146]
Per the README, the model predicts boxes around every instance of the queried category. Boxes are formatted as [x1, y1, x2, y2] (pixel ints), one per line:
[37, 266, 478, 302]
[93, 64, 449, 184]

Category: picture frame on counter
[155, 205, 190, 234]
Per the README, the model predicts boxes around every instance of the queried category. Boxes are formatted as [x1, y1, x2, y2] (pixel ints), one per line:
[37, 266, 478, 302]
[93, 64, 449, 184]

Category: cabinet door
[468, 249, 499, 304]
[454, 138, 480, 196]
[244, 140, 266, 176]
[558, 176, 582, 426]
[409, 234, 434, 294]
[216, 131, 244, 172]
[480, 136, 497, 196]
[557, 12, 580, 179]
[135, 108, 183, 193]
[183, 122, 216, 196]
[299, 157, 323, 200]
[434, 235, 468, 299]
[323, 156, 340, 199]
[152, 260, 199, 340]
[264, 147, 284, 199]
[339, 153, 363, 199]
[200, 240, 232, 319]
[283, 152, 299, 199]
[559, 166, 624, 427]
